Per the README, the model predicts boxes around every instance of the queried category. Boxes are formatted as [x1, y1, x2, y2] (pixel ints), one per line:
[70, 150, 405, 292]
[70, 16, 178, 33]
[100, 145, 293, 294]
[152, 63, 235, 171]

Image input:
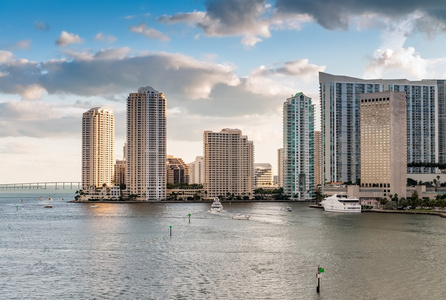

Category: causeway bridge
[0, 182, 81, 190]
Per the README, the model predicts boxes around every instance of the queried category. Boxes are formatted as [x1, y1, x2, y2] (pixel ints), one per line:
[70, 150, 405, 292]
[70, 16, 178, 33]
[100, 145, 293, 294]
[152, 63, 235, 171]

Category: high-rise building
[82, 107, 114, 189]
[360, 91, 407, 198]
[188, 156, 205, 185]
[126, 86, 166, 201]
[204, 128, 254, 199]
[283, 93, 315, 200]
[320, 72, 438, 183]
[278, 148, 283, 188]
[435, 80, 446, 164]
[114, 159, 126, 186]
[254, 163, 273, 188]
[166, 155, 189, 184]
[314, 131, 322, 188]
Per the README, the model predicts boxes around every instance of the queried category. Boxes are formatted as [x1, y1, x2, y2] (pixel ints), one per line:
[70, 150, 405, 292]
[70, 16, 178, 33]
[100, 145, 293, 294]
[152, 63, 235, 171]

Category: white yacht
[321, 194, 361, 213]
[211, 197, 223, 212]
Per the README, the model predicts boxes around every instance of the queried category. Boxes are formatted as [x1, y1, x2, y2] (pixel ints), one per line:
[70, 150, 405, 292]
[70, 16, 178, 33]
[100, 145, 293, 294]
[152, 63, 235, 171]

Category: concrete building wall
[360, 91, 407, 199]
[126, 86, 166, 201]
[204, 128, 254, 199]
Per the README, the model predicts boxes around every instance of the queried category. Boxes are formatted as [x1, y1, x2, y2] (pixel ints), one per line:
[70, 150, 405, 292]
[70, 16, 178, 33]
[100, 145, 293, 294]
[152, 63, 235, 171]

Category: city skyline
[2, 1, 446, 183]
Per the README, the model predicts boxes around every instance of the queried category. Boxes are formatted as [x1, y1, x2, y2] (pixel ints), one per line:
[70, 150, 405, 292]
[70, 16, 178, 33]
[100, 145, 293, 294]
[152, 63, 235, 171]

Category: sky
[1, 0, 446, 183]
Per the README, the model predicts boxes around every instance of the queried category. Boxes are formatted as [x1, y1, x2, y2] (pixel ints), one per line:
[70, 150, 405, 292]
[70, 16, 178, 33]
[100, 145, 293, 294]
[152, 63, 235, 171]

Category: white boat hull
[321, 194, 361, 213]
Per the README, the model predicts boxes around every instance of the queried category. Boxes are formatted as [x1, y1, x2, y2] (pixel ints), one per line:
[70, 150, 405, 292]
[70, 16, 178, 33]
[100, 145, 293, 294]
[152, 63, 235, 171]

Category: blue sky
[1, 0, 446, 183]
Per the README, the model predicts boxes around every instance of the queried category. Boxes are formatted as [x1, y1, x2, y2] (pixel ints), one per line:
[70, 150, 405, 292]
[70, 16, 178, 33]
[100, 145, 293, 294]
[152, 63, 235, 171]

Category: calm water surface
[1, 190, 445, 299]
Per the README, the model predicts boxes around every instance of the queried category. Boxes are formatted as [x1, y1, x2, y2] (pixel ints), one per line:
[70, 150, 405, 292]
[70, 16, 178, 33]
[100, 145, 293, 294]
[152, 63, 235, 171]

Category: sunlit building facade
[283, 93, 315, 200]
[126, 86, 166, 201]
[254, 163, 273, 188]
[360, 91, 407, 198]
[82, 107, 114, 189]
[204, 128, 254, 199]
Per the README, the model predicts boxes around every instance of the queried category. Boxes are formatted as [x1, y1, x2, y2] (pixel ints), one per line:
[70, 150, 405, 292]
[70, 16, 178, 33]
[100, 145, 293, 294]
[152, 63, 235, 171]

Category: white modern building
[283, 93, 315, 200]
[188, 156, 205, 185]
[126, 86, 166, 201]
[82, 107, 114, 189]
[320, 72, 438, 184]
[204, 128, 254, 199]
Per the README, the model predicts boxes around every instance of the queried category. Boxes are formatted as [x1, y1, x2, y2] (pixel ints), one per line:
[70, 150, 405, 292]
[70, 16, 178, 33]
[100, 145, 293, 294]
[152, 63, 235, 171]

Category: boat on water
[43, 205, 53, 208]
[39, 196, 44, 201]
[90, 204, 99, 208]
[285, 207, 292, 212]
[48, 197, 53, 201]
[232, 213, 250, 220]
[320, 194, 361, 213]
[211, 197, 223, 212]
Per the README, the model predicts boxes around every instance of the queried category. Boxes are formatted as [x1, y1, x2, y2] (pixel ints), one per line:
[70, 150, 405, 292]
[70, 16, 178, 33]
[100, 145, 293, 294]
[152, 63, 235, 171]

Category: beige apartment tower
[188, 156, 205, 184]
[126, 86, 166, 201]
[204, 129, 254, 199]
[82, 107, 115, 189]
[360, 91, 407, 198]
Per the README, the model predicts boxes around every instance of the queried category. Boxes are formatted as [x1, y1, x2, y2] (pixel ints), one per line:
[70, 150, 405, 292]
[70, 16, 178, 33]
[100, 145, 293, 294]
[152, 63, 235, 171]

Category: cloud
[0, 100, 79, 138]
[364, 46, 446, 79]
[129, 22, 170, 41]
[55, 31, 84, 46]
[241, 36, 263, 46]
[11, 40, 32, 51]
[94, 32, 117, 43]
[275, 0, 446, 34]
[34, 21, 50, 31]
[0, 49, 239, 100]
[19, 84, 47, 100]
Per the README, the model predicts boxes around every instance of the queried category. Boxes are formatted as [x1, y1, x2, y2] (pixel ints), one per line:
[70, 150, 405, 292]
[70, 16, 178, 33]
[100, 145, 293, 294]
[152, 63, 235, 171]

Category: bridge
[0, 182, 81, 190]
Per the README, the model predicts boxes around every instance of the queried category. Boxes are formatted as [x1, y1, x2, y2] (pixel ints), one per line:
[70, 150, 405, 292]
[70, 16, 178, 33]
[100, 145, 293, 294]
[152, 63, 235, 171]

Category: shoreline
[69, 199, 309, 204]
[309, 204, 446, 218]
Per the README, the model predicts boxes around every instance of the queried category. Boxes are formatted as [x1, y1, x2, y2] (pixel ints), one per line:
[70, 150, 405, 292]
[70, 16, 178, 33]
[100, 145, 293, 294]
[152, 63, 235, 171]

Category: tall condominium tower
[188, 156, 205, 184]
[126, 86, 166, 201]
[314, 131, 323, 188]
[204, 128, 254, 199]
[82, 107, 114, 189]
[277, 148, 283, 188]
[283, 93, 315, 200]
[360, 91, 407, 198]
[254, 163, 273, 188]
[320, 72, 437, 183]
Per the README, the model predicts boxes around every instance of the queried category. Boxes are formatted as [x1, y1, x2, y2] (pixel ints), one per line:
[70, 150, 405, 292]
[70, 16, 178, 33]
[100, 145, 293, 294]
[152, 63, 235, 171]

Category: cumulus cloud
[94, 32, 117, 43]
[0, 49, 239, 100]
[364, 47, 446, 79]
[129, 22, 170, 41]
[56, 31, 84, 46]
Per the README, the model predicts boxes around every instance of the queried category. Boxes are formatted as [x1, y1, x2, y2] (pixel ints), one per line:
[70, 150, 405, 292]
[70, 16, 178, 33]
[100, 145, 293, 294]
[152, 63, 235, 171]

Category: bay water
[1, 189, 445, 299]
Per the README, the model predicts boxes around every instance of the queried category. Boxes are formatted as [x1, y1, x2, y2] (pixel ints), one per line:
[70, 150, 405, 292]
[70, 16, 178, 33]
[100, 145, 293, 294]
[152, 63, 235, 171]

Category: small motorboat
[39, 196, 44, 200]
[44, 205, 53, 208]
[48, 197, 53, 201]
[232, 213, 250, 220]
[285, 207, 292, 212]
[90, 204, 99, 208]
